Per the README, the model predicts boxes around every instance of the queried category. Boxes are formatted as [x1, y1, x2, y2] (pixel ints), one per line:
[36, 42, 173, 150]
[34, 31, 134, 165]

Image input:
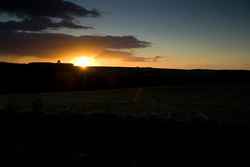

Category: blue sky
[69, 0, 250, 69]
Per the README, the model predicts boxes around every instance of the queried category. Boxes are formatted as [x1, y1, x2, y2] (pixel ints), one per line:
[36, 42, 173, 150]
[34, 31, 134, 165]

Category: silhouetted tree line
[0, 62, 250, 93]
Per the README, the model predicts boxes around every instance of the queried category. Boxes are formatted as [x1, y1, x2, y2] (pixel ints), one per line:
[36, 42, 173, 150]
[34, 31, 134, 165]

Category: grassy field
[1, 85, 250, 123]
[2, 85, 250, 166]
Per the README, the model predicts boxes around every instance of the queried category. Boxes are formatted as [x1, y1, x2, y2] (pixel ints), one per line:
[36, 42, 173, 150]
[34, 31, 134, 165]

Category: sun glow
[73, 56, 95, 67]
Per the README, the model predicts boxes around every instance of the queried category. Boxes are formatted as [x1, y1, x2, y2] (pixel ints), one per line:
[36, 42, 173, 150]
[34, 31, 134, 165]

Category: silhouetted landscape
[2, 0, 250, 166]
[1, 62, 250, 166]
[1, 62, 250, 93]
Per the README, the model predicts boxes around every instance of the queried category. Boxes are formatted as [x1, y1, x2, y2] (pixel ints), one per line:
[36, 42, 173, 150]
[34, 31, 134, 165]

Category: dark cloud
[0, 32, 151, 62]
[0, 18, 93, 32]
[99, 50, 149, 62]
[99, 50, 164, 62]
[78, 36, 151, 49]
[0, 0, 100, 19]
[0, 0, 100, 32]
[0, 0, 152, 62]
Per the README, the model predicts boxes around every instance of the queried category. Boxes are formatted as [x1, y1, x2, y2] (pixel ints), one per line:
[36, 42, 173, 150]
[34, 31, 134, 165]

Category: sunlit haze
[73, 56, 96, 67]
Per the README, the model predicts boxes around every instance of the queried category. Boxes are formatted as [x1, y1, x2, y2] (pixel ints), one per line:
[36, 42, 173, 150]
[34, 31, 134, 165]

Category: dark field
[2, 85, 250, 166]
[1, 63, 250, 166]
[1, 85, 250, 124]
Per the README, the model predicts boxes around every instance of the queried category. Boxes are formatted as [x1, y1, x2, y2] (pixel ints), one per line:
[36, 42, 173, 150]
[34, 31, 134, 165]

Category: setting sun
[73, 57, 95, 67]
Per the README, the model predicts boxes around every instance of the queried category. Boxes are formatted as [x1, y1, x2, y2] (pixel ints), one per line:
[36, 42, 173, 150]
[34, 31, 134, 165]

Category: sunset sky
[1, 0, 250, 69]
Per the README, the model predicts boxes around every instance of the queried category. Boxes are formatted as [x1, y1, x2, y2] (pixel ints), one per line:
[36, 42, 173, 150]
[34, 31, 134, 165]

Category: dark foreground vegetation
[1, 63, 250, 166]
[1, 110, 250, 166]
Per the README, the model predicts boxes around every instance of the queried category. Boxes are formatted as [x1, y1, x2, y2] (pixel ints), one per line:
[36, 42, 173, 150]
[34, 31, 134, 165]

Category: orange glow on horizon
[72, 56, 96, 68]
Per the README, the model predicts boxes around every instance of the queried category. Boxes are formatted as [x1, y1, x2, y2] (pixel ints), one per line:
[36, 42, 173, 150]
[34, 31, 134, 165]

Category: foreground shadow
[1, 110, 250, 166]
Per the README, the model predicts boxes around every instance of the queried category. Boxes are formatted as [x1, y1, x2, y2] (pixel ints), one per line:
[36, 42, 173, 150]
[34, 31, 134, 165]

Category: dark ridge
[0, 62, 250, 93]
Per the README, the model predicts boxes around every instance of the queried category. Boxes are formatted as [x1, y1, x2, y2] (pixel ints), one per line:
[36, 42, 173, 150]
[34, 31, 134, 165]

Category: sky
[0, 0, 250, 69]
